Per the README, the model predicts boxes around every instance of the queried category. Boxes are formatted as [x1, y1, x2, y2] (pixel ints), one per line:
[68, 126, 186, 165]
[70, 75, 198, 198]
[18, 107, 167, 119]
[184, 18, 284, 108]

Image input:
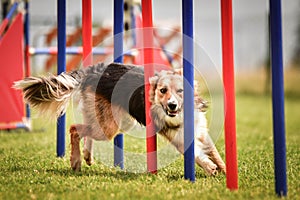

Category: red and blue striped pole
[221, 0, 238, 190]
[0, 2, 18, 36]
[142, 0, 157, 174]
[57, 0, 66, 157]
[182, 0, 195, 182]
[29, 47, 135, 56]
[113, 0, 124, 169]
[270, 0, 287, 196]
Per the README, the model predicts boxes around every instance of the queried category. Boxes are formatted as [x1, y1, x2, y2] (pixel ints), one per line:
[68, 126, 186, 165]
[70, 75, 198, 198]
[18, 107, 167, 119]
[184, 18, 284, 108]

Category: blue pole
[6, 2, 18, 20]
[57, 0, 66, 157]
[0, 2, 18, 36]
[182, 0, 195, 182]
[24, 0, 30, 119]
[270, 0, 287, 196]
[113, 0, 124, 169]
[24, 1, 29, 46]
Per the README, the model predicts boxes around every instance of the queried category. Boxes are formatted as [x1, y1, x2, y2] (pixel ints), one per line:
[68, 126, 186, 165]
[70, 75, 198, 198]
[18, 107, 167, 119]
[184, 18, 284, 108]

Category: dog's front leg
[171, 129, 219, 176]
[194, 134, 226, 175]
[194, 111, 225, 175]
[205, 139, 226, 174]
[194, 138, 218, 176]
[162, 127, 219, 176]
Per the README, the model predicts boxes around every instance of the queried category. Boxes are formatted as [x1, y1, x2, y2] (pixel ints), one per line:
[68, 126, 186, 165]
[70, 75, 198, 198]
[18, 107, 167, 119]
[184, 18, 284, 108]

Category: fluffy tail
[14, 70, 84, 118]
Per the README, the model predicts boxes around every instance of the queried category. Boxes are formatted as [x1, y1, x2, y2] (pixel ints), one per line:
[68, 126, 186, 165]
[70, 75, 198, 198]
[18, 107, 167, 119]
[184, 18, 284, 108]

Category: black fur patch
[79, 63, 146, 125]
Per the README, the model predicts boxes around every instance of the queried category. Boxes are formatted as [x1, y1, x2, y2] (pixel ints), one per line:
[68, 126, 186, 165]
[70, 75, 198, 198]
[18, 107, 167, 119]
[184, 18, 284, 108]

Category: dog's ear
[149, 75, 159, 103]
[149, 75, 159, 88]
[174, 68, 183, 75]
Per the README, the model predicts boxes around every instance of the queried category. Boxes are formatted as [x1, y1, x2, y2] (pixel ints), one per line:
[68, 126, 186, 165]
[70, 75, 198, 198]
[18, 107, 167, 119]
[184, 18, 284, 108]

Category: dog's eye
[160, 88, 167, 94]
[177, 89, 183, 94]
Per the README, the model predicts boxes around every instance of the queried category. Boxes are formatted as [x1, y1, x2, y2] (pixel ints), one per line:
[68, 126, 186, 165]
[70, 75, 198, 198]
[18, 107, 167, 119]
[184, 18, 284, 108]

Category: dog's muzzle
[166, 102, 179, 117]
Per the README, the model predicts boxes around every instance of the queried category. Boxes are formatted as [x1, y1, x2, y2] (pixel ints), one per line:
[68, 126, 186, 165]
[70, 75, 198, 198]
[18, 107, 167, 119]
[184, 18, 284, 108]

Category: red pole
[221, 0, 238, 190]
[141, 0, 157, 174]
[82, 0, 93, 67]
[82, 0, 92, 157]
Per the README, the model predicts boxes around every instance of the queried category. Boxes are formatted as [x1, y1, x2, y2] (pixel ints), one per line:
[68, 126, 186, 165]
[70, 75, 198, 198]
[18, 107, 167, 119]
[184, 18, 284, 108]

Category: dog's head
[149, 70, 183, 118]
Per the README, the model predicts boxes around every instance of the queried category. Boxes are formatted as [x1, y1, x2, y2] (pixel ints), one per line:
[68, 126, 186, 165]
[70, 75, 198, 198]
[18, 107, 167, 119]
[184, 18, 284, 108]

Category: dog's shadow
[46, 166, 152, 181]
[46, 164, 221, 183]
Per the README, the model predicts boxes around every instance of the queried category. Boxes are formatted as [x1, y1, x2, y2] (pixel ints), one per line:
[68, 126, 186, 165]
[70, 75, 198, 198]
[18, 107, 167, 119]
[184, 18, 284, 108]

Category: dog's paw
[196, 157, 218, 176]
[218, 163, 226, 174]
[83, 149, 94, 166]
[70, 156, 82, 172]
[204, 162, 218, 176]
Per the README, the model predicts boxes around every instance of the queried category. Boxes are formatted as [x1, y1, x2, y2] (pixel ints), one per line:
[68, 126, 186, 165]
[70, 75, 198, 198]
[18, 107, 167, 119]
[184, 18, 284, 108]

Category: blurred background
[12, 1, 300, 67]
[1, 0, 299, 94]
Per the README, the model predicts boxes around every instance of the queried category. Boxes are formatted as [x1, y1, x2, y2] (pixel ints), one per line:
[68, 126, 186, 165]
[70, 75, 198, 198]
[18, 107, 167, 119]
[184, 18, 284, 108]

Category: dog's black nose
[168, 103, 177, 111]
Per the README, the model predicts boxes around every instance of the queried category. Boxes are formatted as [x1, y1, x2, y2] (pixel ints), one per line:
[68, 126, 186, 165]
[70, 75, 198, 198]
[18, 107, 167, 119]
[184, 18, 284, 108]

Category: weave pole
[82, 0, 93, 167]
[82, 0, 93, 67]
[141, 0, 157, 174]
[220, 0, 238, 190]
[113, 0, 125, 169]
[24, 0, 31, 119]
[56, 0, 66, 157]
[182, 0, 195, 182]
[270, 0, 287, 196]
[0, 2, 18, 36]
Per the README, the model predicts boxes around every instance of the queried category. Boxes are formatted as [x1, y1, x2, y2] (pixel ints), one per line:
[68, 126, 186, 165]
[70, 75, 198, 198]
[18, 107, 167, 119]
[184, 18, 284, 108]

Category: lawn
[0, 69, 299, 200]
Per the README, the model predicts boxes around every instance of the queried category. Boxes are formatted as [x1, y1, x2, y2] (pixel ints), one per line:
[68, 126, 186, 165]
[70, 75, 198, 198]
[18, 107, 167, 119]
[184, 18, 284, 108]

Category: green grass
[1, 70, 300, 199]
